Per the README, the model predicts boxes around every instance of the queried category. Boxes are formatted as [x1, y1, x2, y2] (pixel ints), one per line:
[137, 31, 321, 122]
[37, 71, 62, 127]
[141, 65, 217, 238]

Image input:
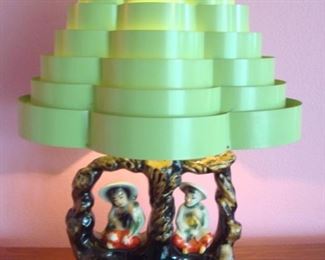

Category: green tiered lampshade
[18, 0, 302, 160]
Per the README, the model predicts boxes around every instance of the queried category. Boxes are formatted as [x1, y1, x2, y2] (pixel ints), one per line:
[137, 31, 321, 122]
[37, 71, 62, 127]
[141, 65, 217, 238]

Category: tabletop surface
[1, 239, 325, 260]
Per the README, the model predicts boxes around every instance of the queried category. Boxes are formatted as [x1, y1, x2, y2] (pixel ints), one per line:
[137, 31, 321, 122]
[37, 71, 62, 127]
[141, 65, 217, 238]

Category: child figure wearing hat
[172, 182, 213, 254]
[99, 182, 145, 249]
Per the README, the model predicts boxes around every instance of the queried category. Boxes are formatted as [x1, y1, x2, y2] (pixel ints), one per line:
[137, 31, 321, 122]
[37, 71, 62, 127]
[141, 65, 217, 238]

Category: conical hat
[99, 182, 138, 202]
[179, 182, 207, 200]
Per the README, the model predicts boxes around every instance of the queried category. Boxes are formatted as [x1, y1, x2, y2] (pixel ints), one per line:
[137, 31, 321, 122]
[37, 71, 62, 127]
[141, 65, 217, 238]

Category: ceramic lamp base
[66, 151, 241, 259]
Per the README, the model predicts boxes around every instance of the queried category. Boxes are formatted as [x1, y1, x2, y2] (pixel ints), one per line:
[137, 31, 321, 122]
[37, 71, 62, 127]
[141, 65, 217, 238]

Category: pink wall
[0, 0, 324, 247]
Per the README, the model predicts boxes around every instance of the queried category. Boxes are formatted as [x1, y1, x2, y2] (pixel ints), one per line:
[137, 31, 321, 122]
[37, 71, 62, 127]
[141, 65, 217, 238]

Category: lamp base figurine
[66, 151, 241, 260]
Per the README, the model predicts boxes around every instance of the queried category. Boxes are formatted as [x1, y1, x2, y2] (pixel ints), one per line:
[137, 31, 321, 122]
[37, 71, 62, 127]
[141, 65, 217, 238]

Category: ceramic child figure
[99, 182, 145, 250]
[173, 182, 213, 254]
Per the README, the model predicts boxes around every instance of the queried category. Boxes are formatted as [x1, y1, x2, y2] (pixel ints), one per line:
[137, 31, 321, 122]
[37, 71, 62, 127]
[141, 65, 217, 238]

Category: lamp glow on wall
[17, 0, 302, 259]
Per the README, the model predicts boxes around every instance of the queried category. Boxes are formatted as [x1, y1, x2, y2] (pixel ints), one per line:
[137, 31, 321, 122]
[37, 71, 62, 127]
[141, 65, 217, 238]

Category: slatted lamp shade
[18, 0, 302, 160]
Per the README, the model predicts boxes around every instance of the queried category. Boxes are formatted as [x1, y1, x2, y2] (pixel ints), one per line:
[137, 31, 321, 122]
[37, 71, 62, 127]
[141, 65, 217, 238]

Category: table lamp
[18, 0, 302, 259]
